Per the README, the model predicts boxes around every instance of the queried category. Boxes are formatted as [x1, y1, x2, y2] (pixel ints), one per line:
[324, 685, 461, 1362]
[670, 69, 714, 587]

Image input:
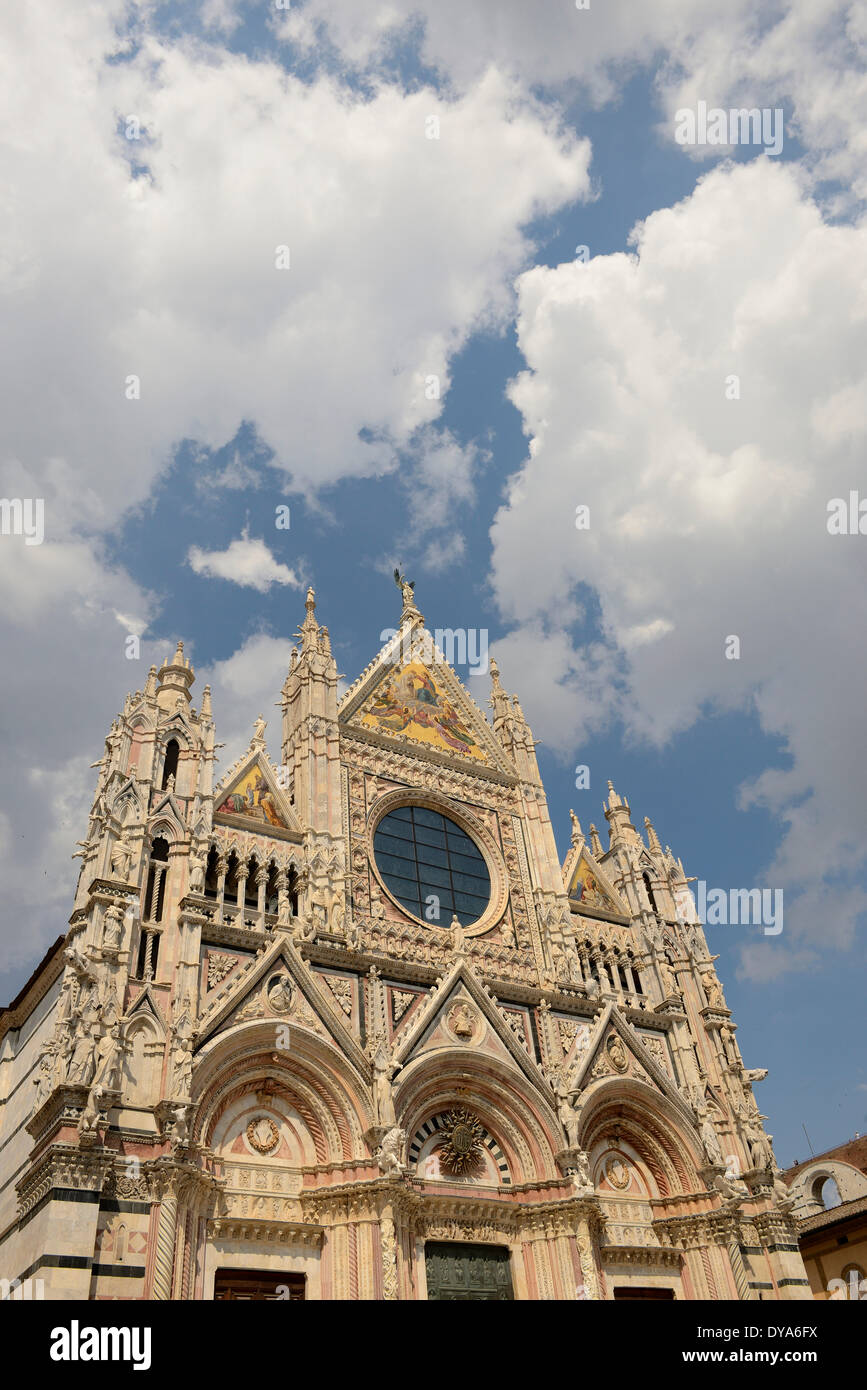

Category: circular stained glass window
[373, 805, 491, 927]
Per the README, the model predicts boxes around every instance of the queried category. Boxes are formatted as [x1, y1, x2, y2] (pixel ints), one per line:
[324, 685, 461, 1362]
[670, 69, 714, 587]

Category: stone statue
[556, 1081, 582, 1149]
[695, 1099, 725, 1167]
[378, 1125, 405, 1178]
[702, 972, 725, 1009]
[109, 834, 133, 882]
[78, 1083, 107, 1137]
[720, 1025, 741, 1067]
[746, 1120, 774, 1172]
[252, 714, 266, 742]
[171, 1104, 191, 1151]
[67, 1021, 99, 1087]
[188, 846, 207, 893]
[170, 1014, 194, 1100]
[372, 1039, 397, 1127]
[657, 955, 678, 998]
[449, 914, 466, 955]
[102, 905, 123, 951]
[91, 1023, 123, 1093]
[33, 1037, 60, 1109]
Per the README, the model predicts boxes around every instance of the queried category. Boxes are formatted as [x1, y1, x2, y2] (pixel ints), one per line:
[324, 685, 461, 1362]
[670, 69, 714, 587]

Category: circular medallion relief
[606, 1034, 629, 1074]
[266, 975, 294, 1015]
[246, 1116, 280, 1155]
[444, 1001, 481, 1045]
[605, 1155, 632, 1190]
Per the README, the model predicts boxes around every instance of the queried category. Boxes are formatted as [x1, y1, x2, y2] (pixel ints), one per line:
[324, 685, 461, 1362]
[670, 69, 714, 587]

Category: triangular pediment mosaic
[339, 627, 516, 776]
[213, 753, 300, 836]
[567, 847, 629, 920]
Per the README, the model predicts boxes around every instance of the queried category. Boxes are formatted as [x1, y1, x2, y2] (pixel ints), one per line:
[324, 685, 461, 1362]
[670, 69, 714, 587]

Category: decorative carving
[377, 1126, 406, 1177]
[435, 1108, 485, 1176]
[445, 1001, 479, 1044]
[247, 1116, 280, 1155]
[266, 975, 294, 1014]
[606, 1033, 629, 1074]
[391, 989, 416, 1024]
[605, 1155, 632, 1190]
[324, 975, 353, 1017]
[207, 952, 235, 989]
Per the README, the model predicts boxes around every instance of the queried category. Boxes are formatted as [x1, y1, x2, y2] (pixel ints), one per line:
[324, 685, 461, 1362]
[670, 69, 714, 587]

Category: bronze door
[425, 1242, 514, 1301]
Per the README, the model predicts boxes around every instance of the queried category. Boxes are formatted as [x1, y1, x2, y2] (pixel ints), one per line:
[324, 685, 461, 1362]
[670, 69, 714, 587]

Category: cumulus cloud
[284, 0, 867, 206]
[187, 531, 300, 592]
[0, 5, 591, 527]
[486, 156, 867, 979]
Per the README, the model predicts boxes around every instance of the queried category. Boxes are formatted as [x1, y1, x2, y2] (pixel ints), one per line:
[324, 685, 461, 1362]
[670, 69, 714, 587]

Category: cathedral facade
[0, 585, 812, 1300]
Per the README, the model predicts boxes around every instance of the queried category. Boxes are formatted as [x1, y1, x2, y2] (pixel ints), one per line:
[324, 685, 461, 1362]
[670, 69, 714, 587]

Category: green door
[425, 1242, 514, 1301]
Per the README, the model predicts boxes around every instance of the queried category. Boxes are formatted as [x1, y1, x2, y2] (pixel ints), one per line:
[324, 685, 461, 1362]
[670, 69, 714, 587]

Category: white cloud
[485, 156, 867, 978]
[0, 6, 591, 528]
[285, 1, 867, 206]
[187, 532, 300, 592]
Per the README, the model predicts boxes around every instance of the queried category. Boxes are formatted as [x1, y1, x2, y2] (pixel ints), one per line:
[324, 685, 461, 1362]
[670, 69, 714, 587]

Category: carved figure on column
[657, 954, 678, 998]
[449, 914, 466, 956]
[91, 1021, 124, 1093]
[188, 844, 207, 894]
[695, 1099, 725, 1167]
[371, 1038, 397, 1127]
[701, 971, 725, 1009]
[556, 1077, 582, 1150]
[110, 833, 134, 883]
[102, 904, 124, 951]
[377, 1126, 406, 1177]
[78, 1083, 107, 1138]
[170, 1011, 195, 1101]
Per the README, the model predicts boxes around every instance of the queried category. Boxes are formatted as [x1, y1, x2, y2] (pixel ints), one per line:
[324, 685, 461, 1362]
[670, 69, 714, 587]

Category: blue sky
[1, 0, 866, 1167]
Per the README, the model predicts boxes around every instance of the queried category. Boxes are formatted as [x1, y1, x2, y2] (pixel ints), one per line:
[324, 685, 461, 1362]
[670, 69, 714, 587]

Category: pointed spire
[607, 779, 623, 809]
[589, 823, 603, 856]
[644, 815, 662, 854]
[156, 640, 195, 710]
[488, 658, 512, 723]
[569, 809, 584, 849]
[297, 586, 320, 654]
[200, 684, 212, 718]
[318, 626, 332, 657]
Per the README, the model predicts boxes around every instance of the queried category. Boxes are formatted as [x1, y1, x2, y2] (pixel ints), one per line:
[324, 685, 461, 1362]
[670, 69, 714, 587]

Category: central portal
[425, 1242, 514, 1301]
[213, 1269, 305, 1301]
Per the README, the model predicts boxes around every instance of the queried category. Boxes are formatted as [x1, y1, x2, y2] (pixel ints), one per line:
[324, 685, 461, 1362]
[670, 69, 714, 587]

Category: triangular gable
[194, 934, 368, 1077]
[339, 627, 515, 776]
[567, 847, 629, 920]
[214, 751, 301, 836]
[392, 958, 550, 1098]
[570, 1003, 694, 1125]
[124, 985, 168, 1036]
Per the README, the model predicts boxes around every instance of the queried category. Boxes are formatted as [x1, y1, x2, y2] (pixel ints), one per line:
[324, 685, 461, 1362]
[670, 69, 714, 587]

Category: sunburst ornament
[436, 1108, 486, 1175]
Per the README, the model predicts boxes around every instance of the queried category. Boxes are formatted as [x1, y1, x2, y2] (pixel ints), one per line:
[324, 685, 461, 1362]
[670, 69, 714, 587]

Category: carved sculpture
[109, 833, 133, 882]
[377, 1125, 406, 1177]
[102, 904, 124, 950]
